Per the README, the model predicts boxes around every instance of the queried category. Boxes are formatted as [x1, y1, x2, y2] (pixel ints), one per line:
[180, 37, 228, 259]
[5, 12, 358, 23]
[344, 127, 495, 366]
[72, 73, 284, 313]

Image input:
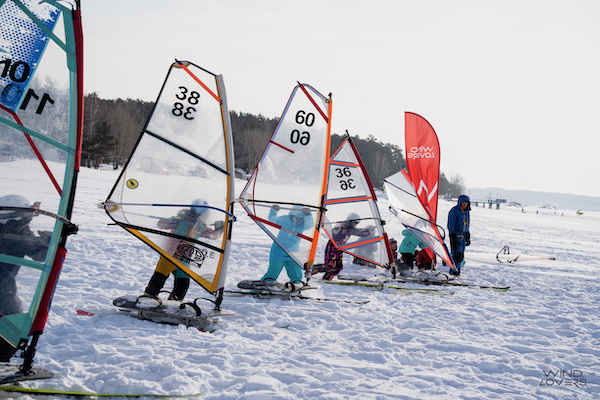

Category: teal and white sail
[0, 0, 84, 373]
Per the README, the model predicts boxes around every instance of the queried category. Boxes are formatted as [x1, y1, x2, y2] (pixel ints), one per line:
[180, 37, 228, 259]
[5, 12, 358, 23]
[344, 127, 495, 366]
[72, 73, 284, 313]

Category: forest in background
[81, 94, 464, 195]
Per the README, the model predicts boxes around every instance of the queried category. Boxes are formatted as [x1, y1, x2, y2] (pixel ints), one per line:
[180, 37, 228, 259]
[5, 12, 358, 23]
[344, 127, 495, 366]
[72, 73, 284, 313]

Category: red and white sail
[384, 113, 455, 270]
[320, 135, 394, 268]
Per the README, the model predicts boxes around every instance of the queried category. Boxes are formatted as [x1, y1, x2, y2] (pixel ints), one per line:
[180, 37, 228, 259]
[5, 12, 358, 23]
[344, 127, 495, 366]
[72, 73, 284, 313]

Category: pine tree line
[81, 94, 463, 195]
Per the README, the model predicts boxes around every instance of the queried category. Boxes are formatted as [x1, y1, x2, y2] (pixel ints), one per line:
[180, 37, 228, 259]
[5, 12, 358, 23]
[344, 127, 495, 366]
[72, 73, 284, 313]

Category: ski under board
[223, 289, 370, 305]
[112, 296, 235, 327]
[0, 364, 53, 384]
[225, 282, 369, 304]
[326, 274, 508, 291]
[320, 277, 451, 294]
[225, 283, 318, 298]
[0, 385, 203, 398]
[391, 277, 510, 291]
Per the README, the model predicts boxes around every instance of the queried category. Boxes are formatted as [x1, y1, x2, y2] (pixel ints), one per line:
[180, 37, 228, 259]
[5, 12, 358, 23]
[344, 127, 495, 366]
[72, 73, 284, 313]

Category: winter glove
[37, 230, 53, 246]
[214, 220, 225, 231]
[302, 207, 311, 215]
[271, 204, 281, 211]
[465, 232, 470, 246]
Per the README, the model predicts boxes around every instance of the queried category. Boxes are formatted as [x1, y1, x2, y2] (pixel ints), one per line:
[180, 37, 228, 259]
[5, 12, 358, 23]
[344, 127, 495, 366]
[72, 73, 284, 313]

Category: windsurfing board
[320, 277, 453, 295]
[0, 364, 53, 384]
[225, 281, 318, 299]
[0, 385, 203, 398]
[113, 296, 235, 327]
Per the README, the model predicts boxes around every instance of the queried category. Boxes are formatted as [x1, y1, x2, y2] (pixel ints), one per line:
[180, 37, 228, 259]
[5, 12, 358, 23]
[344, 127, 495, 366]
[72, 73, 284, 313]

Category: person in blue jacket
[447, 194, 471, 275]
[260, 204, 314, 285]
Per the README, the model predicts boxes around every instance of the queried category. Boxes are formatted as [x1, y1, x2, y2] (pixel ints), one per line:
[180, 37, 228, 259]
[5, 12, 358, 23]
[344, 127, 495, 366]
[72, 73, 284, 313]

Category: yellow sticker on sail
[126, 179, 139, 189]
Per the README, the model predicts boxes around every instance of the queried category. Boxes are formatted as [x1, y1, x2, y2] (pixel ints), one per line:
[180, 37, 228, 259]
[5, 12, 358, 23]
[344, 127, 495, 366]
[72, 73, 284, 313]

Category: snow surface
[3, 165, 600, 400]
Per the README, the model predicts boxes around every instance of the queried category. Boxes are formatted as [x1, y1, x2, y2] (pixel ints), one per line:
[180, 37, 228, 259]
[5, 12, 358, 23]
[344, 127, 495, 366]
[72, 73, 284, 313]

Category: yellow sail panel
[104, 61, 234, 296]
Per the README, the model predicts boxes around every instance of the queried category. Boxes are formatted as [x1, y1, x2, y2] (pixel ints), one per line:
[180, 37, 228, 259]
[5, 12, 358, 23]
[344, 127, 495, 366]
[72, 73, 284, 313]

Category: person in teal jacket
[447, 194, 471, 274]
[398, 229, 425, 267]
[260, 204, 314, 285]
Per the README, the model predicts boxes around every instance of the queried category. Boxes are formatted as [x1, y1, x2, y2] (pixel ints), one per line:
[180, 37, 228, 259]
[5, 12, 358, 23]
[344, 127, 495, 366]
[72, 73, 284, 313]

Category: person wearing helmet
[313, 212, 375, 280]
[258, 204, 314, 286]
[0, 194, 52, 362]
[447, 194, 471, 275]
[143, 199, 225, 301]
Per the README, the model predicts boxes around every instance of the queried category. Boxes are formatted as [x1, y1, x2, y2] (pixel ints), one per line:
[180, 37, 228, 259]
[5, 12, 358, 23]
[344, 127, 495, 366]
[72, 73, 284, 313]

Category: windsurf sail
[238, 83, 332, 279]
[0, 0, 84, 373]
[496, 245, 555, 263]
[320, 133, 394, 269]
[384, 112, 455, 270]
[103, 61, 235, 308]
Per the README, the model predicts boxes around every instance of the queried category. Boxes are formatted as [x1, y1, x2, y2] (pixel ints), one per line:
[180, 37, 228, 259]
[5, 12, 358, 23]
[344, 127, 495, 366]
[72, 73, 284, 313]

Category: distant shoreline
[466, 187, 599, 212]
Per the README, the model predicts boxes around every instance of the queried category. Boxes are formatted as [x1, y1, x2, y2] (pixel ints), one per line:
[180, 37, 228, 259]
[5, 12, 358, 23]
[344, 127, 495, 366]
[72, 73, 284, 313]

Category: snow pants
[261, 259, 303, 284]
[314, 241, 344, 280]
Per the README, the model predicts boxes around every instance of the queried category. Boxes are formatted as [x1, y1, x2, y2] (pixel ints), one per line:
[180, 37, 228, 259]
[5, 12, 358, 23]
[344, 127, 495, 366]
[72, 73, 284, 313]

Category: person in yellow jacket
[144, 199, 224, 300]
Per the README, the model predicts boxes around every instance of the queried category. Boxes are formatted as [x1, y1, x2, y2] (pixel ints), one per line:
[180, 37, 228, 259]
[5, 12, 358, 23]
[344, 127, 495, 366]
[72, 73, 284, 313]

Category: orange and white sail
[238, 84, 332, 277]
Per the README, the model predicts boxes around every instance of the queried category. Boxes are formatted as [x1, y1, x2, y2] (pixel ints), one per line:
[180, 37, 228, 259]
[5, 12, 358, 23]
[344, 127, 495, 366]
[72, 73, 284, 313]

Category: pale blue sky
[82, 0, 600, 197]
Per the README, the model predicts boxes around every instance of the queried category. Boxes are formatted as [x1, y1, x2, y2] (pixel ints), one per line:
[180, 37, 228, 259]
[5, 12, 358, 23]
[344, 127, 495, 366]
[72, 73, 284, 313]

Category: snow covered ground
[3, 165, 600, 399]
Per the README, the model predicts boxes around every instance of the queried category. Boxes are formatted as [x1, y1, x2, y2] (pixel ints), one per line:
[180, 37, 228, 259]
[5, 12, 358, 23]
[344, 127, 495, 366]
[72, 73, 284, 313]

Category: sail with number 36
[238, 84, 332, 279]
[103, 61, 235, 308]
[320, 134, 394, 269]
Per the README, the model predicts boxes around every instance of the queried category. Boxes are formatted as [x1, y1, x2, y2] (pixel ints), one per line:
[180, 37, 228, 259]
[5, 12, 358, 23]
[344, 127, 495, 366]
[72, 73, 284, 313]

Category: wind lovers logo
[540, 368, 587, 388]
[407, 146, 436, 160]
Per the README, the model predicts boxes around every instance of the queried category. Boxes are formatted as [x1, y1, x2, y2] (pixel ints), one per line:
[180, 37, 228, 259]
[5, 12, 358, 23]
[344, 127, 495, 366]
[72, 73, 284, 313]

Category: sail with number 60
[238, 84, 332, 279]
